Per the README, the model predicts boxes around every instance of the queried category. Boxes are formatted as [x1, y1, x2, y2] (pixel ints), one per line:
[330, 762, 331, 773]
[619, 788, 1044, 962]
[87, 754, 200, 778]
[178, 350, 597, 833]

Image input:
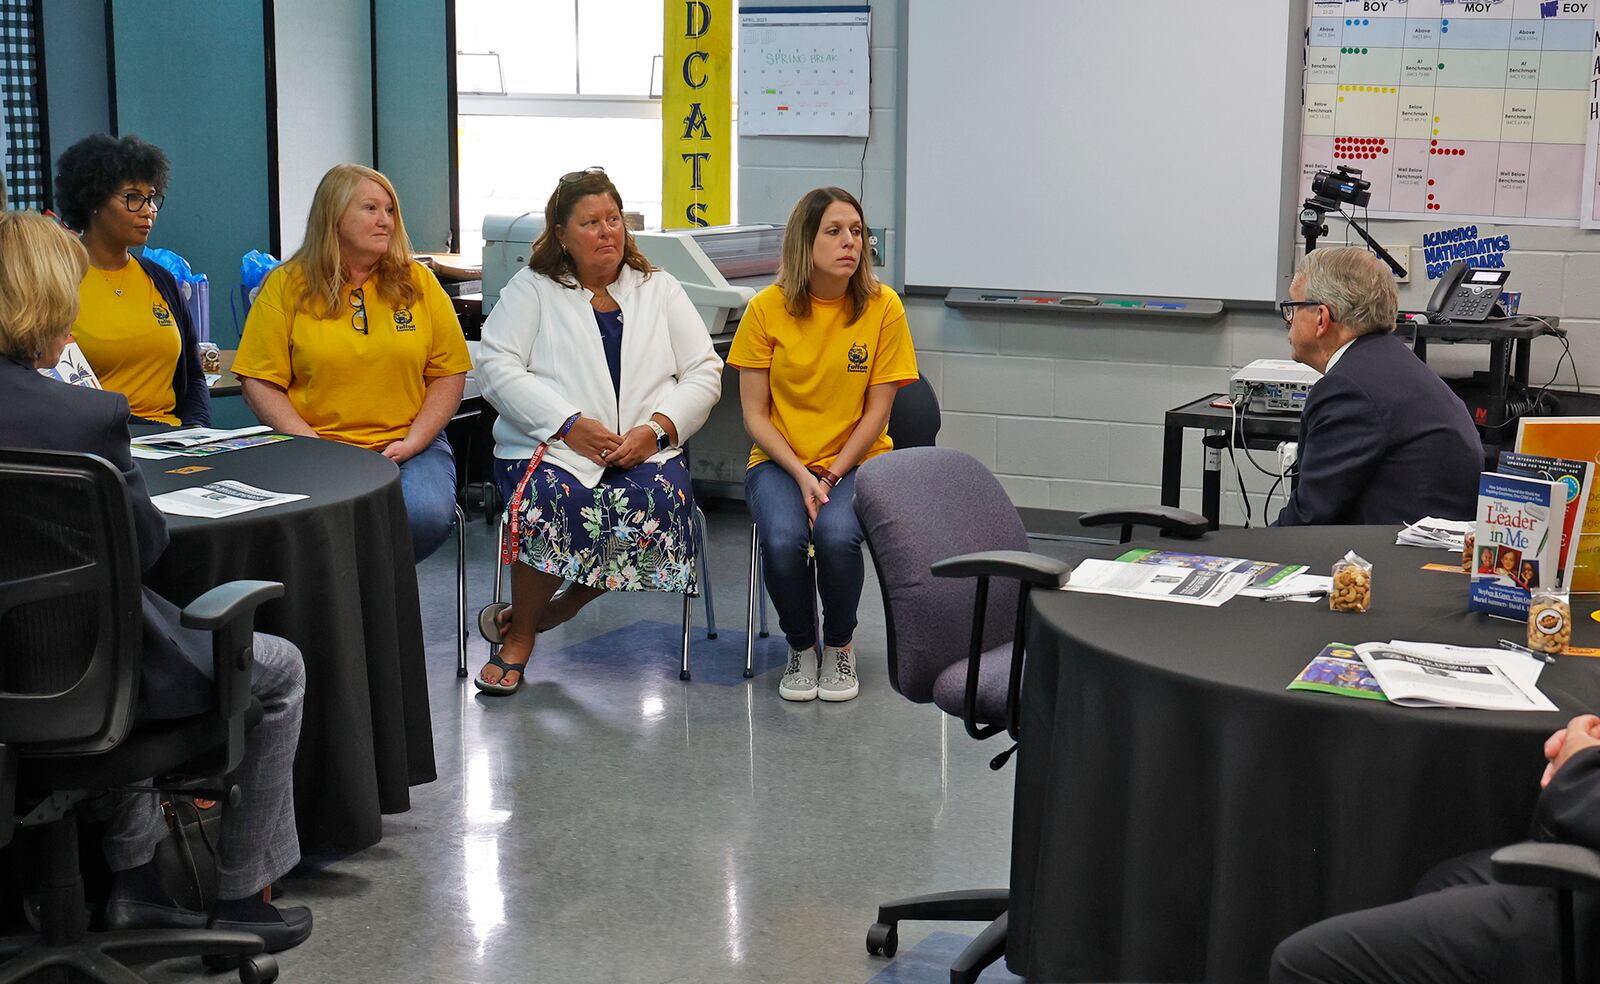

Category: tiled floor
[130, 500, 1094, 983]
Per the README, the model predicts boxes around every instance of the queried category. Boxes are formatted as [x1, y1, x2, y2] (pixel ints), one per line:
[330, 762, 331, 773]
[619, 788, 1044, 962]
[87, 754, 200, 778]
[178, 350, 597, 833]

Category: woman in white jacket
[475, 168, 722, 694]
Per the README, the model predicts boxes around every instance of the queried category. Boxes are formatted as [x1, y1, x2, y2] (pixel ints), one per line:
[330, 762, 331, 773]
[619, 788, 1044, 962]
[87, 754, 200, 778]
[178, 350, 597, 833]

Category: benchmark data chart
[1300, 0, 1594, 225]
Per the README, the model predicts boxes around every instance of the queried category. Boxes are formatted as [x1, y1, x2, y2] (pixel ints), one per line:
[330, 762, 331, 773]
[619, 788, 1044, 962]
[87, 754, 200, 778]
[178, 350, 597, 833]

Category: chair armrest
[1079, 505, 1209, 542]
[180, 579, 284, 632]
[931, 550, 1071, 587]
[181, 580, 283, 722]
[1491, 841, 1600, 895]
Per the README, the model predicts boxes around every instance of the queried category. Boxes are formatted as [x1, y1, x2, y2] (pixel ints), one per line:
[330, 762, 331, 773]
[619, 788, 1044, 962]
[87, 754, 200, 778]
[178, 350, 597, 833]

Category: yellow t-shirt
[728, 283, 919, 472]
[73, 259, 182, 426]
[233, 261, 473, 450]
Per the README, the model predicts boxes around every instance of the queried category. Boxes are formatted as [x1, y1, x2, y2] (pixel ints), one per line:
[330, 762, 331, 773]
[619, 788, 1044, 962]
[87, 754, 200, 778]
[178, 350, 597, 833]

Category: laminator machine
[482, 217, 780, 335]
[633, 224, 781, 336]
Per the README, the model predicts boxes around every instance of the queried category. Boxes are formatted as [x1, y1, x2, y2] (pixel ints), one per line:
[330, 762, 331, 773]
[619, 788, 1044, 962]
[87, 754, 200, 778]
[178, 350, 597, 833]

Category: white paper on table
[150, 481, 307, 519]
[130, 446, 187, 460]
[1396, 517, 1475, 550]
[131, 425, 271, 450]
[1238, 573, 1333, 602]
[1059, 558, 1251, 607]
[1358, 640, 1558, 712]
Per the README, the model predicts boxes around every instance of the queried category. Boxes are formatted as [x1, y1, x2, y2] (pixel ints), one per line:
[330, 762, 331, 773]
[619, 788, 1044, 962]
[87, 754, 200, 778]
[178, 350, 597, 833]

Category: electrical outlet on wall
[869, 228, 893, 273]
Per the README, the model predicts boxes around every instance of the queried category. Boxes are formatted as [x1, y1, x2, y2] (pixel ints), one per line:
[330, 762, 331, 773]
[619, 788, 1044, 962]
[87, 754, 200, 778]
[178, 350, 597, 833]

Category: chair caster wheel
[239, 953, 280, 984]
[679, 669, 691, 681]
[758, 631, 769, 639]
[456, 667, 468, 679]
[706, 631, 718, 640]
[743, 668, 754, 678]
[866, 921, 898, 958]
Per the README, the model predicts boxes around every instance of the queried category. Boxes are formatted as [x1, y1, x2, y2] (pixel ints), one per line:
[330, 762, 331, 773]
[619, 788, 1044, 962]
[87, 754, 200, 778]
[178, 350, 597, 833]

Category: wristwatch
[647, 420, 670, 452]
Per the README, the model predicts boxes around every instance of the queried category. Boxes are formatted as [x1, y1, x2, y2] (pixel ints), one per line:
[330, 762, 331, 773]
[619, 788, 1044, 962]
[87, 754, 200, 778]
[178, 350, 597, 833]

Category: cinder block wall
[698, 0, 1593, 525]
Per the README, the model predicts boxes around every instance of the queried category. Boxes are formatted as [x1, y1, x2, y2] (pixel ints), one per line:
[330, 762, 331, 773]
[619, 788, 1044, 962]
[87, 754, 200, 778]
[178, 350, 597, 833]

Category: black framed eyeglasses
[1278, 299, 1329, 325]
[350, 287, 368, 335]
[118, 191, 165, 213]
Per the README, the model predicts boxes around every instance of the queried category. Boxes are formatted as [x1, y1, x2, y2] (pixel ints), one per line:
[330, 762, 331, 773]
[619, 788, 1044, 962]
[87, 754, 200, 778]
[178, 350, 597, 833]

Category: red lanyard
[501, 443, 550, 566]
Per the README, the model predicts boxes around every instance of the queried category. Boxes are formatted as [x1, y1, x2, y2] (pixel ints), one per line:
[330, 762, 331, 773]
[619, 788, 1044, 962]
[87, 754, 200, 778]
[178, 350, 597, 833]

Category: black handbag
[154, 797, 222, 912]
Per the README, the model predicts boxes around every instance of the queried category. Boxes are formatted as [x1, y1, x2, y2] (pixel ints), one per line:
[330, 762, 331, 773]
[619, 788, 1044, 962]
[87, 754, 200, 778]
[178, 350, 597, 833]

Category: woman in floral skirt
[474, 168, 722, 694]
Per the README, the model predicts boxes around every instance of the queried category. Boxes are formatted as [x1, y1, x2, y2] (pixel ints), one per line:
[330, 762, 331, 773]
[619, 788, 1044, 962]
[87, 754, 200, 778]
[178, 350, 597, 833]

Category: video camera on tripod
[1298, 165, 1405, 277]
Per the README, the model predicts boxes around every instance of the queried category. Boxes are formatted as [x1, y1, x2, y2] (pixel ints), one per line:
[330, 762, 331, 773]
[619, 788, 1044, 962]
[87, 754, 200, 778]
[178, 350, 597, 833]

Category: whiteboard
[902, 2, 1303, 303]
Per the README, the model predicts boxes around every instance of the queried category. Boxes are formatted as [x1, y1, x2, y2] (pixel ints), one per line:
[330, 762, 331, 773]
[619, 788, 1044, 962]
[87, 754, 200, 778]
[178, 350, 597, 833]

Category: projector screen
[902, 2, 1302, 303]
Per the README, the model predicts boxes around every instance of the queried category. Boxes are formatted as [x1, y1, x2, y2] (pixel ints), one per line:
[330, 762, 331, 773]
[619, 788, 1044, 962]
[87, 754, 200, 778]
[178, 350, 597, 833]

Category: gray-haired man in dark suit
[1274, 246, 1482, 527]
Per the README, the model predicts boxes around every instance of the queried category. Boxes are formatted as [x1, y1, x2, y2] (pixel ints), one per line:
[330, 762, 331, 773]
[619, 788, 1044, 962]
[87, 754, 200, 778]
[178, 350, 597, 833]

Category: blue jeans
[745, 460, 864, 652]
[399, 433, 458, 562]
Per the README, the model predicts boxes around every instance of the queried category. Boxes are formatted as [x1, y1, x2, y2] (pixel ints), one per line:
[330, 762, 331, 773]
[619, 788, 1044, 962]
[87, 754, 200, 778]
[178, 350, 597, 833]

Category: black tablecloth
[1007, 525, 1600, 984]
[136, 435, 436, 855]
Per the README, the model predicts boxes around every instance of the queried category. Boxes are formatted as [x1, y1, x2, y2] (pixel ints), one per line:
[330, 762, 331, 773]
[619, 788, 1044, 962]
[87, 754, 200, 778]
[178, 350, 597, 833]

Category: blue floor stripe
[542, 619, 791, 685]
[865, 931, 1023, 983]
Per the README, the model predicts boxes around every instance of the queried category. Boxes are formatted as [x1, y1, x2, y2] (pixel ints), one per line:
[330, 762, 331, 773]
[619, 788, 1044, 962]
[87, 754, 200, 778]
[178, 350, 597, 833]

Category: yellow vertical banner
[663, 0, 731, 228]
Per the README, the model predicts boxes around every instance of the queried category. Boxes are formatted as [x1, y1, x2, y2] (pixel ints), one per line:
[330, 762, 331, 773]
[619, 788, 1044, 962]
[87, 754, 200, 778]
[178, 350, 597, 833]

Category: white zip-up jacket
[477, 264, 723, 488]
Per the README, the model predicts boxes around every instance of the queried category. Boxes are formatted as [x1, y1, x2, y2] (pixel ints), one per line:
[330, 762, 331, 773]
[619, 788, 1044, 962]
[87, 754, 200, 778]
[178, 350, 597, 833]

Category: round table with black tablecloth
[1006, 524, 1600, 984]
[135, 433, 436, 855]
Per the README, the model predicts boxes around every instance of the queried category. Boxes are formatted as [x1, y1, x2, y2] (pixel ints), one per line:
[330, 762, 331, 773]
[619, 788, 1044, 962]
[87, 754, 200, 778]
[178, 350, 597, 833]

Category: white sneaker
[778, 649, 819, 702]
[817, 645, 859, 702]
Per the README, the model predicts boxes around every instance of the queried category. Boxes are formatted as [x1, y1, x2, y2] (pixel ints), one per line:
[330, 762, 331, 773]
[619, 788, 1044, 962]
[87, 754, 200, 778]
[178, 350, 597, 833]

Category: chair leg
[679, 591, 692, 681]
[758, 551, 769, 637]
[865, 888, 1008, 966]
[454, 503, 469, 678]
[695, 505, 717, 639]
[744, 525, 760, 678]
[948, 912, 1007, 984]
[490, 515, 508, 660]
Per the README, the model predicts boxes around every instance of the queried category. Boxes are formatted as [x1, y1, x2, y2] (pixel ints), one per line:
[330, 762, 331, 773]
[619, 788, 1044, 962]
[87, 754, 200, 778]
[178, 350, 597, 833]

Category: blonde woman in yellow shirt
[234, 165, 472, 561]
[728, 187, 919, 703]
[54, 134, 209, 426]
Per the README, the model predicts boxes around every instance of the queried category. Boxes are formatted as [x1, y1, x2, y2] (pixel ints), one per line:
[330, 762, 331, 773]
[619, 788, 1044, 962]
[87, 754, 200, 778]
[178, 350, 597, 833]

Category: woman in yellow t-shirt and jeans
[54, 134, 209, 426]
[233, 164, 472, 562]
[728, 187, 919, 703]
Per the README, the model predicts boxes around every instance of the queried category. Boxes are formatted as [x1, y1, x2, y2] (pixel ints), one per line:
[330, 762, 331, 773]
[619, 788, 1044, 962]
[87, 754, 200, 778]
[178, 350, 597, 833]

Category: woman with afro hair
[54, 133, 209, 426]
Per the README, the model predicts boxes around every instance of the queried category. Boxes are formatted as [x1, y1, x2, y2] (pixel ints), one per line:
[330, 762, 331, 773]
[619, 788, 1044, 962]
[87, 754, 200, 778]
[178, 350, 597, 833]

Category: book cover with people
[1469, 471, 1565, 619]
[1286, 643, 1386, 701]
[1497, 450, 1593, 593]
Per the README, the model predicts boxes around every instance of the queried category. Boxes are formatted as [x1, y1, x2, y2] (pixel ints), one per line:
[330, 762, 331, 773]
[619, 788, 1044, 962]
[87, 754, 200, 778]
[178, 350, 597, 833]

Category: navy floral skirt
[493, 454, 698, 593]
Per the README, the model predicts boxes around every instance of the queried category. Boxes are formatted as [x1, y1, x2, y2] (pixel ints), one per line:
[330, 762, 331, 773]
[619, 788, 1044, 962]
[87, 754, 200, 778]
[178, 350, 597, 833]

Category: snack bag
[1527, 591, 1572, 656]
[1331, 550, 1372, 613]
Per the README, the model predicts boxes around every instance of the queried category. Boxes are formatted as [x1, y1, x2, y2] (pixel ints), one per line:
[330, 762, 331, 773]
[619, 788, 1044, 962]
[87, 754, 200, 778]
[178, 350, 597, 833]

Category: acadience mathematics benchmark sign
[663, 0, 732, 228]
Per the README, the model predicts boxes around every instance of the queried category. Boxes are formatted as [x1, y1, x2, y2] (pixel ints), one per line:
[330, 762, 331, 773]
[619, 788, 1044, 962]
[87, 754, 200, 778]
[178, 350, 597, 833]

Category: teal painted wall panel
[374, 0, 453, 251]
[112, 0, 271, 346]
[41, 0, 111, 174]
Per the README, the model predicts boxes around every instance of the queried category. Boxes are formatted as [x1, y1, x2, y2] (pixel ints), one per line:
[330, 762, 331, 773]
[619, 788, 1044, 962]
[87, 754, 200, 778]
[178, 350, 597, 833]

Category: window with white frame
[456, 0, 736, 256]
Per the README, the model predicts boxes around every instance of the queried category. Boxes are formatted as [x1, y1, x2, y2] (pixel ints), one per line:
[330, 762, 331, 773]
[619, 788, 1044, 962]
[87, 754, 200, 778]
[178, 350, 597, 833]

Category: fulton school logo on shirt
[393, 308, 416, 332]
[847, 341, 869, 373]
[152, 302, 175, 328]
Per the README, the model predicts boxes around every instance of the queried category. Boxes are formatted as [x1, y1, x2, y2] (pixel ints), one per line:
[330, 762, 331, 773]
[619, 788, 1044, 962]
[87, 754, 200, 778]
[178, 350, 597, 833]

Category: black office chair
[742, 373, 943, 675]
[0, 448, 282, 984]
[1492, 841, 1600, 984]
[853, 447, 1207, 983]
